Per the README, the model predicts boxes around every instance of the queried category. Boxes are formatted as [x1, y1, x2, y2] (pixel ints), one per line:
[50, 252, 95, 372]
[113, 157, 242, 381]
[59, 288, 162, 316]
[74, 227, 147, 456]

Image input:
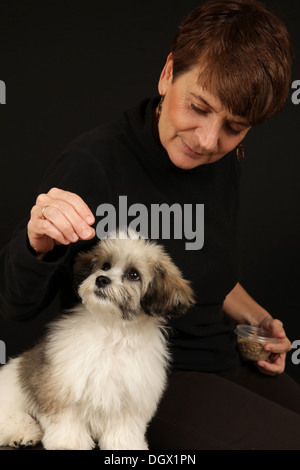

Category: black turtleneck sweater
[0, 97, 241, 373]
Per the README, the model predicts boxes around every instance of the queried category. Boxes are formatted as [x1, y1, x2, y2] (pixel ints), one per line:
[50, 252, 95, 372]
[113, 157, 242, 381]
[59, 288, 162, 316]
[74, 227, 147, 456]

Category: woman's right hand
[27, 187, 95, 254]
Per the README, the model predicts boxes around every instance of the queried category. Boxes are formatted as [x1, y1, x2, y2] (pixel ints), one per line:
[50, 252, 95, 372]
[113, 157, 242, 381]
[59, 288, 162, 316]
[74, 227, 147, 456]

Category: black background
[0, 0, 299, 382]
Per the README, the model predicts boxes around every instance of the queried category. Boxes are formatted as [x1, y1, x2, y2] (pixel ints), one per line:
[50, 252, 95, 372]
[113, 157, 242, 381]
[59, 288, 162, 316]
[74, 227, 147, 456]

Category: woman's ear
[158, 52, 174, 95]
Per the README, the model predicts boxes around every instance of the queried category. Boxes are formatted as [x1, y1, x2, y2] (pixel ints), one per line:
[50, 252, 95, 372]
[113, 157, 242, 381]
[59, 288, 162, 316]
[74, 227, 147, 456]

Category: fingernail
[89, 229, 95, 239]
[82, 228, 92, 238]
[86, 215, 94, 224]
[82, 228, 95, 239]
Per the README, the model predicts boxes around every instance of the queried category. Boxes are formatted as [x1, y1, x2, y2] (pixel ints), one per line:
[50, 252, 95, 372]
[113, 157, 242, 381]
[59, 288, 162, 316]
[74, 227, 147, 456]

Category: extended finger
[29, 218, 71, 247]
[256, 356, 285, 376]
[34, 193, 95, 241]
[269, 319, 286, 339]
[39, 205, 94, 242]
[41, 201, 94, 241]
[31, 204, 77, 243]
[264, 337, 291, 355]
[47, 188, 95, 225]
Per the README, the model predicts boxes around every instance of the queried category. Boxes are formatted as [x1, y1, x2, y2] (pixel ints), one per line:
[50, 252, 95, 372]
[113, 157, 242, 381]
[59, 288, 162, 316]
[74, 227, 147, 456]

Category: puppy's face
[74, 232, 195, 321]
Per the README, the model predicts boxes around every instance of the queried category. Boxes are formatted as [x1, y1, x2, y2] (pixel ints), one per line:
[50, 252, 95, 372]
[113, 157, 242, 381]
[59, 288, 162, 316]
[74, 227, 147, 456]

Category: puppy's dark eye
[102, 262, 111, 271]
[125, 269, 140, 281]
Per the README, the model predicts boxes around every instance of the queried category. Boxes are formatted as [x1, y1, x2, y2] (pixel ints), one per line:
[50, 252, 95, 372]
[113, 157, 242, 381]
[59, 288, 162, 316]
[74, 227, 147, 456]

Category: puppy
[0, 230, 194, 450]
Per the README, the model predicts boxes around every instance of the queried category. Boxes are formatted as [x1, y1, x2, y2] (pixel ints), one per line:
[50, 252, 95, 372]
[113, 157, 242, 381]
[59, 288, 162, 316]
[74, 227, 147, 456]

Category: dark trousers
[147, 363, 300, 450]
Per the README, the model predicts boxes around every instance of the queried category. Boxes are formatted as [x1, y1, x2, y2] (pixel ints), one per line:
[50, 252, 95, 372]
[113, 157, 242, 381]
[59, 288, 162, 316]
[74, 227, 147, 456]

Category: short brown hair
[171, 0, 294, 125]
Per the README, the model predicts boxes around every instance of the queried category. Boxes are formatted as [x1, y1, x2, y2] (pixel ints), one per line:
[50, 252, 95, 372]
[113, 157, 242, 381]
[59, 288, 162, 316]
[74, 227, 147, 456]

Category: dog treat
[236, 337, 269, 361]
[234, 325, 279, 362]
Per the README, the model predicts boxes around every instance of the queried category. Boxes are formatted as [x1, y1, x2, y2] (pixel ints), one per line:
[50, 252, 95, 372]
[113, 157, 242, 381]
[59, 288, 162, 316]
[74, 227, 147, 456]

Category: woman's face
[157, 55, 251, 169]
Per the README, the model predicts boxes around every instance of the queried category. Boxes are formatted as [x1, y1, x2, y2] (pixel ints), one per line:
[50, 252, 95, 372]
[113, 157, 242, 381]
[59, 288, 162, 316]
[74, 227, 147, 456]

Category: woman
[0, 0, 299, 449]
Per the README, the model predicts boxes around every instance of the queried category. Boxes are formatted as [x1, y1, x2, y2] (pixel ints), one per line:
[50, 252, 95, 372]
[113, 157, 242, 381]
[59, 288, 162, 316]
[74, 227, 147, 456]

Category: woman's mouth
[180, 138, 205, 157]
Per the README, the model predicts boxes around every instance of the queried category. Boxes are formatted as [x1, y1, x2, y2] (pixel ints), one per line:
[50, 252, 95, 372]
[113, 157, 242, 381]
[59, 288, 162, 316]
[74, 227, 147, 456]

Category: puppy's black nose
[95, 275, 111, 288]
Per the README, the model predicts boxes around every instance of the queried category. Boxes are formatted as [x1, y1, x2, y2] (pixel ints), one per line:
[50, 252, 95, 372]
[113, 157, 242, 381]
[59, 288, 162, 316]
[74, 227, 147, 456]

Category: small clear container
[234, 325, 280, 361]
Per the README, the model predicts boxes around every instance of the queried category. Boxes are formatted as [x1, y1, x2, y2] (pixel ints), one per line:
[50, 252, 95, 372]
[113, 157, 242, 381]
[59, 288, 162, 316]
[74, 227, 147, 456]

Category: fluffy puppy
[0, 230, 194, 450]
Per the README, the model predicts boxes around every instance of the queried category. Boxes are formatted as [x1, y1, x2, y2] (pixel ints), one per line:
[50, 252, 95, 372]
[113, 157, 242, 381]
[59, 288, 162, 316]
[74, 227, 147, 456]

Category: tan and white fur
[0, 230, 194, 450]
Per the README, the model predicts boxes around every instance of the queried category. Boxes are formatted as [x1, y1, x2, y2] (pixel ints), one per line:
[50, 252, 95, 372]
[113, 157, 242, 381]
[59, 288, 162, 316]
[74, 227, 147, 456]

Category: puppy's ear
[141, 258, 195, 318]
[73, 250, 95, 291]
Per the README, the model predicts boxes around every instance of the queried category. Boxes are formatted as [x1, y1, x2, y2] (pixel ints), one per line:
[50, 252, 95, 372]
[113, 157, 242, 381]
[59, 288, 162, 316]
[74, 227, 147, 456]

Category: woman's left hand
[256, 317, 292, 376]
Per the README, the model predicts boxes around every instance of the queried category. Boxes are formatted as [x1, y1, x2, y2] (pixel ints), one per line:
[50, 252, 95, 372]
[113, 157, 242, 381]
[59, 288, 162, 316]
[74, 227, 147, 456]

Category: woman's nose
[195, 121, 220, 153]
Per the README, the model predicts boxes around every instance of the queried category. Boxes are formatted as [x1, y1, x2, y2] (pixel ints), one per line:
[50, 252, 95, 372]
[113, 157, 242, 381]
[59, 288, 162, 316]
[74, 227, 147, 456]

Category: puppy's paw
[0, 414, 43, 448]
[42, 432, 95, 450]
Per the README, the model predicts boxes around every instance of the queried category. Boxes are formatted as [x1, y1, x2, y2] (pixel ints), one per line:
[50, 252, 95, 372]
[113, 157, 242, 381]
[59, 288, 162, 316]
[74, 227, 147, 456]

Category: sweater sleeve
[0, 137, 112, 321]
[0, 223, 70, 320]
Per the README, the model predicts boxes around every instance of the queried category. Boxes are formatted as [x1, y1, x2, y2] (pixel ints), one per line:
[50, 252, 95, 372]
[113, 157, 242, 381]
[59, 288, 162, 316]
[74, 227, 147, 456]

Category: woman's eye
[191, 102, 243, 136]
[226, 126, 241, 136]
[102, 262, 111, 271]
[190, 103, 207, 115]
[126, 269, 140, 281]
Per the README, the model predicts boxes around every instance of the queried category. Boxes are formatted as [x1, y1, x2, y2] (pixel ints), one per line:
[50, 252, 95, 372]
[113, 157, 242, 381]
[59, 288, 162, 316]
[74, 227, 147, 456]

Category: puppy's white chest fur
[46, 308, 169, 420]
